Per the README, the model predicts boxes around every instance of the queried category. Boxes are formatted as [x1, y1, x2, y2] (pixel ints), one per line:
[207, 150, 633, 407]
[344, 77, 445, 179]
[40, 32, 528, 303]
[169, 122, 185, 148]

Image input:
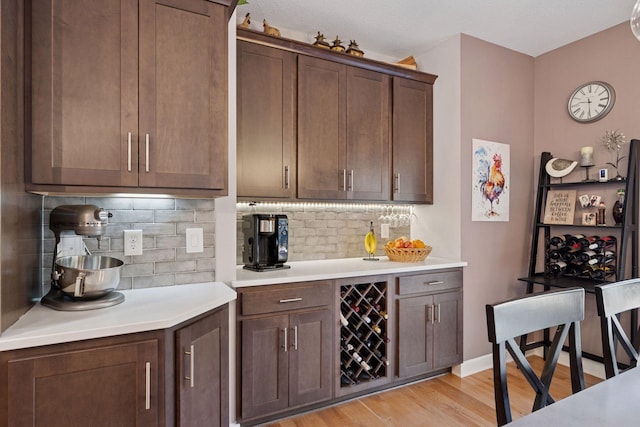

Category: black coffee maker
[242, 214, 290, 271]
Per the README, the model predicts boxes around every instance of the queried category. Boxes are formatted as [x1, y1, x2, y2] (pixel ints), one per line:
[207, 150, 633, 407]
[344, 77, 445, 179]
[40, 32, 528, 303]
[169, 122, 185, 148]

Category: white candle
[580, 146, 594, 166]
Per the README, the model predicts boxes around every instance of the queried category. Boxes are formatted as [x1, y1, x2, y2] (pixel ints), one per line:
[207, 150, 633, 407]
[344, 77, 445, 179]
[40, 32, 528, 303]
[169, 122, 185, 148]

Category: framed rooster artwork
[472, 139, 510, 221]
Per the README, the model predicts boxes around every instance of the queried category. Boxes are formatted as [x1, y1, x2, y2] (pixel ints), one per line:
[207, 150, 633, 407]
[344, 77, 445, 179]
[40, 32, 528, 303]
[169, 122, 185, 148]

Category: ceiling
[236, 0, 635, 58]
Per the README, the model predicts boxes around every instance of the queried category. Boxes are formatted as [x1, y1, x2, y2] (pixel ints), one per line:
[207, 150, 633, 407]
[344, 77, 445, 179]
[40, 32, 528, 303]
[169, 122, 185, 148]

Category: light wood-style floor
[266, 357, 601, 427]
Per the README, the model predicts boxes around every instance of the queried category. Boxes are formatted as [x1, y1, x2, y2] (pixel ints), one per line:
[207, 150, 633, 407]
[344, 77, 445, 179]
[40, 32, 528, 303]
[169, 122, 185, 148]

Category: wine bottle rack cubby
[545, 234, 618, 281]
[339, 280, 388, 387]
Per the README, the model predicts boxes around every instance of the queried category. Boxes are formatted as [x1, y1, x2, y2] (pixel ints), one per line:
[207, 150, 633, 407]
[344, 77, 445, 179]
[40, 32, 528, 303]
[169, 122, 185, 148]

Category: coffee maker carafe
[242, 214, 290, 271]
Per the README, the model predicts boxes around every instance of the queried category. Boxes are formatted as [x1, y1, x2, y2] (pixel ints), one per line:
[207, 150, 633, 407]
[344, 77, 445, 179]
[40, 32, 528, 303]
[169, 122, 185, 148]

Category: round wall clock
[567, 81, 615, 123]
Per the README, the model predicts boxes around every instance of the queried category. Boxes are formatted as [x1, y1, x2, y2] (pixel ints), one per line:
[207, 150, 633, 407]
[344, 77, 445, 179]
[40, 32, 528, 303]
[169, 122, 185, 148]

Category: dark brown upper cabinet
[28, 0, 229, 196]
[297, 56, 390, 201]
[237, 40, 296, 199]
[236, 29, 436, 204]
[392, 77, 434, 203]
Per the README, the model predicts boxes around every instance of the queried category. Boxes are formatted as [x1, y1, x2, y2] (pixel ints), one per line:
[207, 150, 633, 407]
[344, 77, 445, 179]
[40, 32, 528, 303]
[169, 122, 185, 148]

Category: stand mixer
[41, 204, 125, 311]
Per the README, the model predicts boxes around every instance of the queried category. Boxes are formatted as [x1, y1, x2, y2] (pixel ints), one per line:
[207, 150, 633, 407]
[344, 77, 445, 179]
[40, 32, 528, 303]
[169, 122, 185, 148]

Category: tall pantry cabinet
[28, 0, 229, 195]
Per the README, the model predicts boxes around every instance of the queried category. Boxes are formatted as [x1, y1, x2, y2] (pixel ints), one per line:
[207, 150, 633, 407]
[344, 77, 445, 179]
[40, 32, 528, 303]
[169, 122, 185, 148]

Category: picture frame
[543, 190, 577, 225]
[582, 212, 597, 225]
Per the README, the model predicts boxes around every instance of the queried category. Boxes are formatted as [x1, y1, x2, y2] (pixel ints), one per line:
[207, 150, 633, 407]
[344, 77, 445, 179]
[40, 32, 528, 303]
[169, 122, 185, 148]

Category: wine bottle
[339, 312, 349, 326]
[345, 298, 360, 313]
[590, 236, 617, 251]
[362, 314, 371, 323]
[549, 235, 567, 248]
[372, 324, 382, 334]
[548, 261, 568, 275]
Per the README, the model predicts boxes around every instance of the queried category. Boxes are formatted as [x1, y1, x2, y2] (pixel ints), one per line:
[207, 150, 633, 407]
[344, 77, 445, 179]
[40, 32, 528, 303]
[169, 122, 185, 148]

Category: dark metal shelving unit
[519, 140, 640, 358]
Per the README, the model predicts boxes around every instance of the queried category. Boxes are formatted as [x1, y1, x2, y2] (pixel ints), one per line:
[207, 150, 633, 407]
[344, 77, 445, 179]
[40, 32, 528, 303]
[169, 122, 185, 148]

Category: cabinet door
[176, 306, 229, 427]
[237, 41, 296, 198]
[297, 55, 346, 200]
[6, 339, 159, 426]
[392, 77, 433, 203]
[139, 0, 227, 190]
[30, 0, 139, 187]
[288, 309, 333, 407]
[346, 67, 390, 201]
[397, 295, 433, 377]
[432, 290, 463, 369]
[241, 315, 289, 419]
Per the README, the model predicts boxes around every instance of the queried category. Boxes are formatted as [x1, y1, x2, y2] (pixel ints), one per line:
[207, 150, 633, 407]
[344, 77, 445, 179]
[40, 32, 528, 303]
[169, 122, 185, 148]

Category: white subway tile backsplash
[40, 196, 216, 293]
[236, 204, 411, 264]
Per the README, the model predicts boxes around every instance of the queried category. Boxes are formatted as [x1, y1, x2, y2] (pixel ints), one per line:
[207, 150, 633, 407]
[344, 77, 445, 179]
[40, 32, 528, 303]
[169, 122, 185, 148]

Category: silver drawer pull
[279, 297, 302, 303]
[426, 280, 444, 285]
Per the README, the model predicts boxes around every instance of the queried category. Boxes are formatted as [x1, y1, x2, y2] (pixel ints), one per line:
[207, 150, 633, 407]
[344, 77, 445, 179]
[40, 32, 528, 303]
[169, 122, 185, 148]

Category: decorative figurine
[313, 32, 331, 49]
[603, 129, 626, 181]
[346, 40, 364, 57]
[330, 36, 345, 53]
[263, 19, 281, 37]
[238, 12, 251, 29]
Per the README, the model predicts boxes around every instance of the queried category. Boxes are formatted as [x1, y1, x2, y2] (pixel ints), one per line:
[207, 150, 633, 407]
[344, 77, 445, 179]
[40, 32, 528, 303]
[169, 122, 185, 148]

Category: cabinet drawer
[240, 281, 332, 316]
[396, 269, 462, 296]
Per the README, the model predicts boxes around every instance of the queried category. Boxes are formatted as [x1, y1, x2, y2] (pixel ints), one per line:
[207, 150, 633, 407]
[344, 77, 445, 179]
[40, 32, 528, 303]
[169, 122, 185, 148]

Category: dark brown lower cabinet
[175, 305, 229, 427]
[238, 281, 333, 423]
[1, 332, 162, 427]
[240, 309, 332, 421]
[396, 270, 463, 379]
[0, 305, 230, 427]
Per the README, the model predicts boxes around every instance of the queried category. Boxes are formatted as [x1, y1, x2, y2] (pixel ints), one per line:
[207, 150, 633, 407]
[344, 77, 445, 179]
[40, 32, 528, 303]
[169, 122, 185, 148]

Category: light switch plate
[124, 229, 143, 256]
[186, 228, 204, 253]
[381, 223, 390, 239]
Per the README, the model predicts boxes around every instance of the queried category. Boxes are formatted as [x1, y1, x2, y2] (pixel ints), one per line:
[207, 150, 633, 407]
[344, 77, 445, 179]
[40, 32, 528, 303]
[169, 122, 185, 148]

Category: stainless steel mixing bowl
[54, 255, 124, 299]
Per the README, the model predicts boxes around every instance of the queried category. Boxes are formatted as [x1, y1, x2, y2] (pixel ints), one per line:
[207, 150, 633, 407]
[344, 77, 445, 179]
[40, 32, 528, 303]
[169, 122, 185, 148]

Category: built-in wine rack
[339, 281, 388, 387]
[545, 234, 617, 281]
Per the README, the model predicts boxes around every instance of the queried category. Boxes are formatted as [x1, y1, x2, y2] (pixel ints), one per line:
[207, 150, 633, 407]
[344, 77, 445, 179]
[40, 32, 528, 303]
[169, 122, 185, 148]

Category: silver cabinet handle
[145, 133, 150, 172]
[184, 344, 195, 388]
[429, 304, 434, 324]
[293, 325, 298, 350]
[279, 297, 302, 303]
[348, 170, 354, 191]
[127, 132, 132, 172]
[284, 166, 289, 189]
[342, 169, 347, 191]
[394, 173, 401, 192]
[436, 304, 441, 323]
[145, 362, 151, 410]
[426, 281, 444, 286]
[283, 327, 288, 352]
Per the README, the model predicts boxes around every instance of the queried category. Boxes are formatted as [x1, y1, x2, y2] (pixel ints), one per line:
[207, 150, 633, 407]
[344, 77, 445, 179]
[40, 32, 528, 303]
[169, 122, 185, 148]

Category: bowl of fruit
[384, 237, 432, 262]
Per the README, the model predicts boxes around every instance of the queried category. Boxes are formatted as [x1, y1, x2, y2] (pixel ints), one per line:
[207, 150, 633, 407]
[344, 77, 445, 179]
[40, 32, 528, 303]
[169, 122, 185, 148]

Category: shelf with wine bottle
[545, 234, 618, 282]
[338, 278, 390, 393]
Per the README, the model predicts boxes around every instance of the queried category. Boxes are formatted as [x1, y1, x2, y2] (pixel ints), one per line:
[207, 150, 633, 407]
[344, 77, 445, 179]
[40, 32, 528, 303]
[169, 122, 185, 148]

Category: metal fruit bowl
[54, 255, 124, 299]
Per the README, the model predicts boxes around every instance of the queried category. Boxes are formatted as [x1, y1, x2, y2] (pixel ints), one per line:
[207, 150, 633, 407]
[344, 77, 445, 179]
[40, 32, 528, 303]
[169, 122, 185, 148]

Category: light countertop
[233, 256, 467, 287]
[0, 281, 236, 352]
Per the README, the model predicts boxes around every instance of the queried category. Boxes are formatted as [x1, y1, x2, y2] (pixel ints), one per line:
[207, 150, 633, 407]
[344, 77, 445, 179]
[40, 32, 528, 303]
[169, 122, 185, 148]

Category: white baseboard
[452, 348, 605, 379]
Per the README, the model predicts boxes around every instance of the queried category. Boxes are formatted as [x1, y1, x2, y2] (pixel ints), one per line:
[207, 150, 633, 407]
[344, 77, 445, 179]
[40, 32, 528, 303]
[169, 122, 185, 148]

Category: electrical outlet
[57, 236, 85, 257]
[186, 228, 204, 253]
[124, 229, 143, 256]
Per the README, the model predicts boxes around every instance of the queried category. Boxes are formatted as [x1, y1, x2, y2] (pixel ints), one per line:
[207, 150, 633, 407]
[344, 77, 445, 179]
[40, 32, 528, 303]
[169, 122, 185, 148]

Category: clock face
[568, 81, 615, 123]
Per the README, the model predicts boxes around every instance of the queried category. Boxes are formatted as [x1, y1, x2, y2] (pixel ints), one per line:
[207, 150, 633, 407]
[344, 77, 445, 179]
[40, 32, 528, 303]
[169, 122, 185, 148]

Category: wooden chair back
[486, 287, 585, 426]
[595, 279, 640, 378]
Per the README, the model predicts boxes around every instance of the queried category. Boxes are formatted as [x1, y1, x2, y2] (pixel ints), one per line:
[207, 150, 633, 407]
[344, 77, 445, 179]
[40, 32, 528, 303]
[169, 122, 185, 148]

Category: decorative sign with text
[543, 190, 577, 225]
